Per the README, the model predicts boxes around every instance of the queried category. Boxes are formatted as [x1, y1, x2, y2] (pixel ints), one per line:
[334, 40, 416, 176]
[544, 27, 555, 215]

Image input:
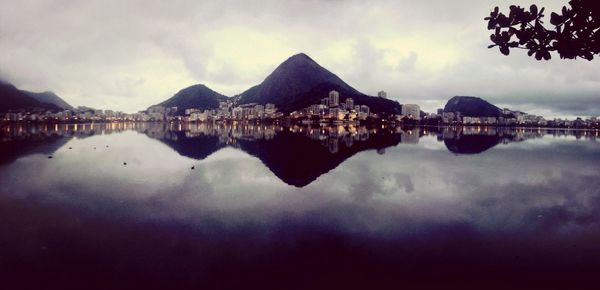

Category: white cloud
[0, 0, 598, 116]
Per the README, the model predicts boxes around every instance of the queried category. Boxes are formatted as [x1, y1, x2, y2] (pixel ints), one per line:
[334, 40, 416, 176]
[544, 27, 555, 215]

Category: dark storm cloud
[488, 93, 600, 117]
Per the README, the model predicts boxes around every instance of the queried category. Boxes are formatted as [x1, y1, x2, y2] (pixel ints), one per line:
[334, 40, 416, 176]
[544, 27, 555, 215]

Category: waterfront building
[345, 98, 354, 109]
[265, 103, 276, 117]
[254, 104, 265, 118]
[219, 101, 229, 111]
[328, 90, 339, 108]
[358, 105, 370, 120]
[232, 107, 243, 120]
[308, 104, 321, 116]
[329, 108, 346, 120]
[402, 104, 420, 120]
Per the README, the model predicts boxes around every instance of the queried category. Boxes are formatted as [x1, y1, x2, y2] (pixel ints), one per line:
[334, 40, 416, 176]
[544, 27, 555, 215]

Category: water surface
[1, 123, 599, 289]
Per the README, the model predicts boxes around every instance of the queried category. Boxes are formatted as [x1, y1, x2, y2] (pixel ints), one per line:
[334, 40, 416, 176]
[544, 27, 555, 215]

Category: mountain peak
[286, 52, 314, 62]
[41, 91, 58, 96]
[448, 96, 483, 102]
[156, 83, 228, 114]
[236, 53, 352, 112]
[187, 84, 208, 89]
[237, 52, 401, 114]
[444, 96, 501, 117]
[276, 53, 319, 71]
[0, 82, 61, 112]
[173, 84, 220, 96]
[21, 90, 73, 110]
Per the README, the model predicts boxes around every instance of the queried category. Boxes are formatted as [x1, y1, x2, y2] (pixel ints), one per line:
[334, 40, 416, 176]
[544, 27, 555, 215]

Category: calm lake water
[1, 123, 599, 289]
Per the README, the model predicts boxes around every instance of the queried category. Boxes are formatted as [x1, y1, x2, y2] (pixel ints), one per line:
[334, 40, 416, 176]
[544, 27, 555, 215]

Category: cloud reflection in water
[0, 123, 599, 289]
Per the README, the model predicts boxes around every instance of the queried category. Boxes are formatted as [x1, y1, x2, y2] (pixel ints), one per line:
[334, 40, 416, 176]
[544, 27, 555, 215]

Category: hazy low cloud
[0, 0, 598, 117]
[397, 52, 418, 72]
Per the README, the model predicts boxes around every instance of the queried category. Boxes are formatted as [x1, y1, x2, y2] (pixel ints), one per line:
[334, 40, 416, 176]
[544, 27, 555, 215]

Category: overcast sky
[1, 0, 598, 117]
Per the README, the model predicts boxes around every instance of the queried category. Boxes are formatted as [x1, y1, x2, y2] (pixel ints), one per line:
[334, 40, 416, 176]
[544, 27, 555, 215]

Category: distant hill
[155, 84, 228, 113]
[237, 53, 402, 114]
[22, 90, 74, 110]
[443, 96, 501, 117]
[0, 81, 60, 112]
[76, 106, 96, 112]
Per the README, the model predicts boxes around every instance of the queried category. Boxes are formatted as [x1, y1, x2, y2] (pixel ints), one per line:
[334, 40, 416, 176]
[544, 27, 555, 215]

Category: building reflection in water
[1, 122, 598, 186]
[1, 121, 599, 289]
[3, 122, 597, 147]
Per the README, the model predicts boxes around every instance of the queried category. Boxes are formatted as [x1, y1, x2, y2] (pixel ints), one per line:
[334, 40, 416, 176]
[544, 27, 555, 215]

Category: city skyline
[1, 0, 598, 118]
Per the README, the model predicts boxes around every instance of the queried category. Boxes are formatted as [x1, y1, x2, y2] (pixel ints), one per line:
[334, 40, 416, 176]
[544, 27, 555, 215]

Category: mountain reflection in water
[1, 122, 600, 289]
[1, 123, 597, 187]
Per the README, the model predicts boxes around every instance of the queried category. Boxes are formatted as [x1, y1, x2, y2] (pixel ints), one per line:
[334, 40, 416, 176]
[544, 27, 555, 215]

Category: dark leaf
[497, 14, 509, 26]
[550, 12, 562, 25]
[491, 6, 499, 18]
[530, 4, 538, 16]
[535, 50, 543, 60]
[509, 6, 517, 19]
[525, 11, 535, 22]
[526, 41, 536, 49]
[543, 50, 551, 60]
[484, 3, 599, 61]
